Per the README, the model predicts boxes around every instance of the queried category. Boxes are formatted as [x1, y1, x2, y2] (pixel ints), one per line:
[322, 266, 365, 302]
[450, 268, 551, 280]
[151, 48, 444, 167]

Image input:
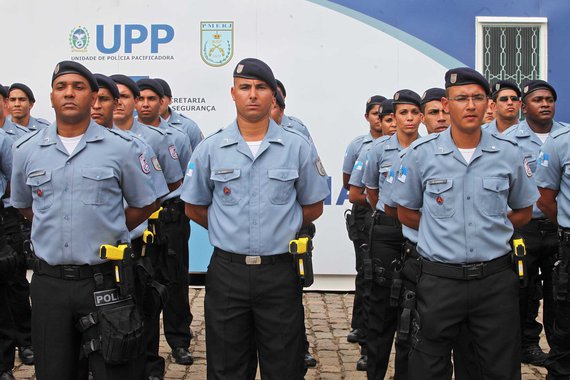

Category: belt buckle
[62, 265, 81, 280]
[245, 256, 262, 265]
[463, 263, 484, 280]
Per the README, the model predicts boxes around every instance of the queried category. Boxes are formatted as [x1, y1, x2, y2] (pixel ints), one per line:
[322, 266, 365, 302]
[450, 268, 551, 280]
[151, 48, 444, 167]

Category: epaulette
[202, 127, 224, 142]
[141, 123, 167, 135]
[178, 113, 190, 121]
[15, 130, 42, 148]
[169, 124, 186, 135]
[349, 134, 368, 145]
[282, 125, 312, 144]
[370, 135, 390, 147]
[550, 127, 570, 139]
[288, 115, 307, 127]
[106, 127, 133, 141]
[36, 118, 50, 126]
[410, 133, 438, 150]
[491, 132, 517, 145]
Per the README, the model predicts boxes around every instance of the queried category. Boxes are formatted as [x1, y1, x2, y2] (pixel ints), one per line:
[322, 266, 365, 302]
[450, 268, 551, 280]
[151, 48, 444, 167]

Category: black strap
[82, 339, 101, 357]
[32, 259, 113, 280]
[76, 313, 98, 332]
[421, 254, 512, 281]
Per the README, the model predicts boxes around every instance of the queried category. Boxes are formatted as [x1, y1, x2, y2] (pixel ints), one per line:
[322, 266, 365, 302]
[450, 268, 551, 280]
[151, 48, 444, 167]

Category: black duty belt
[421, 253, 511, 281]
[32, 259, 114, 280]
[214, 248, 291, 266]
[162, 196, 183, 209]
[373, 210, 401, 227]
[529, 218, 557, 233]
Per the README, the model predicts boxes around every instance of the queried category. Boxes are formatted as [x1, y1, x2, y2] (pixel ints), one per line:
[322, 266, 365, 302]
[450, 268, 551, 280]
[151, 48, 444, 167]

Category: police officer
[535, 113, 570, 379]
[135, 78, 194, 368]
[0, 86, 28, 141]
[483, 80, 521, 134]
[0, 84, 19, 380]
[8, 83, 50, 131]
[0, 84, 34, 369]
[504, 79, 565, 366]
[362, 89, 422, 380]
[342, 94, 385, 371]
[154, 78, 204, 151]
[10, 61, 158, 380]
[110, 75, 184, 379]
[275, 79, 312, 140]
[393, 67, 538, 379]
[182, 58, 329, 379]
[420, 88, 449, 134]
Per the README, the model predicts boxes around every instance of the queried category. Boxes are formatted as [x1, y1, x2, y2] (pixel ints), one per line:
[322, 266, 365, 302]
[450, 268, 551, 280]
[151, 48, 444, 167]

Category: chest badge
[223, 186, 231, 195]
[37, 189, 43, 197]
[436, 196, 443, 205]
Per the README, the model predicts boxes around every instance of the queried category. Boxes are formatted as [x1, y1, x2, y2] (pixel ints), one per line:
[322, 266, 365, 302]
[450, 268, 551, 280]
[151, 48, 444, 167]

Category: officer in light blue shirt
[0, 114, 28, 142]
[8, 83, 50, 131]
[503, 80, 566, 364]
[10, 61, 157, 380]
[182, 58, 329, 379]
[135, 77, 196, 368]
[392, 67, 538, 379]
[155, 78, 204, 151]
[481, 80, 521, 135]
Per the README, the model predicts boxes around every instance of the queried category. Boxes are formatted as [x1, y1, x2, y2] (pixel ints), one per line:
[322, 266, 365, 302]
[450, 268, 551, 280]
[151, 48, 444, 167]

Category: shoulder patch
[551, 127, 570, 139]
[410, 133, 438, 150]
[15, 130, 42, 148]
[106, 128, 133, 141]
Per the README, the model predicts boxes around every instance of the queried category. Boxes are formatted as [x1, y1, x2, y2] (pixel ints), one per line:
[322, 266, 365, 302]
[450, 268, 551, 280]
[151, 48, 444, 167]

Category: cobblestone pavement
[12, 288, 548, 379]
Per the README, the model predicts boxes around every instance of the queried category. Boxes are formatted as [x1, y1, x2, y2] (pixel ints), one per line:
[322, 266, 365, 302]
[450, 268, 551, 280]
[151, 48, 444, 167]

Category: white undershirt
[59, 134, 84, 154]
[247, 140, 263, 157]
[535, 132, 549, 144]
[458, 147, 476, 163]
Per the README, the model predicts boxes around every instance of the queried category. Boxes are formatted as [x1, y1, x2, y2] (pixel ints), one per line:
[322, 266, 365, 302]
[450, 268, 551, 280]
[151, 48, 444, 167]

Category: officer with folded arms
[182, 58, 329, 379]
[393, 68, 538, 379]
[10, 61, 157, 380]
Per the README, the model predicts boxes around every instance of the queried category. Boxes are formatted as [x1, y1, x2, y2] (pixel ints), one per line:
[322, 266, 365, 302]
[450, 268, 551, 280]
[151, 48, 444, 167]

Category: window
[476, 17, 548, 85]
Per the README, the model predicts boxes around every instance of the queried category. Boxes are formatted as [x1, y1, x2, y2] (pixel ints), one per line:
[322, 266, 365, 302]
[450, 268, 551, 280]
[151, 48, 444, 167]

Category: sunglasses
[497, 95, 520, 102]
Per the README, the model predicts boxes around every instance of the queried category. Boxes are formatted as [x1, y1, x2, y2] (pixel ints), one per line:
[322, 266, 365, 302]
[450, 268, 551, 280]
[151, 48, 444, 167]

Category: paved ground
[12, 288, 548, 379]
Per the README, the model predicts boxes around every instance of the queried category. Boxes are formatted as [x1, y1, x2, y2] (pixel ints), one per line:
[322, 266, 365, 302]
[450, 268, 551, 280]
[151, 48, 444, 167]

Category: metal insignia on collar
[236, 64, 244, 74]
[315, 157, 326, 176]
[450, 73, 457, 84]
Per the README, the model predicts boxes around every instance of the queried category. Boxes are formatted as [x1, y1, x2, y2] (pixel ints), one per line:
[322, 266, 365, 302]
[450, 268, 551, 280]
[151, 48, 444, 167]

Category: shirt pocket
[267, 169, 299, 205]
[210, 169, 241, 206]
[425, 179, 455, 218]
[81, 167, 116, 205]
[26, 170, 54, 211]
[479, 177, 510, 216]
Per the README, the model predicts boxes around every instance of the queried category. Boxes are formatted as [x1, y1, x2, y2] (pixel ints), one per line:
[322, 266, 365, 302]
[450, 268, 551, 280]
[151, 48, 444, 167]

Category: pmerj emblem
[69, 26, 90, 52]
[201, 21, 233, 67]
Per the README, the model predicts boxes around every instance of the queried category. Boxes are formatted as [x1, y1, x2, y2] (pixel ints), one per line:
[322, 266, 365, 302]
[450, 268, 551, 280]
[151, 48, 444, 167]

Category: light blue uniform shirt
[282, 114, 312, 141]
[362, 133, 405, 212]
[180, 119, 329, 255]
[112, 126, 169, 240]
[2, 118, 29, 142]
[10, 121, 157, 265]
[165, 109, 203, 151]
[503, 119, 568, 219]
[392, 128, 538, 264]
[348, 136, 390, 188]
[0, 129, 14, 196]
[481, 120, 499, 135]
[343, 133, 374, 175]
[381, 148, 418, 243]
[22, 116, 51, 131]
[156, 119, 191, 201]
[129, 120, 183, 185]
[534, 128, 570, 228]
